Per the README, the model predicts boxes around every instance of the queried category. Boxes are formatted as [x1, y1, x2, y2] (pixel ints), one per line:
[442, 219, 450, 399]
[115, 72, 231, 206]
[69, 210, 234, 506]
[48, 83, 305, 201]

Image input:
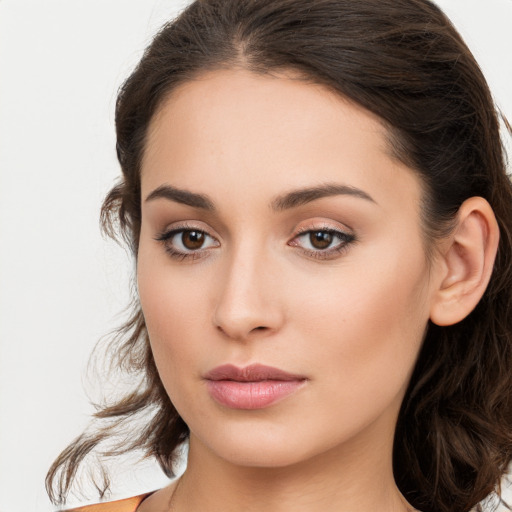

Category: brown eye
[310, 231, 333, 249]
[156, 226, 219, 261]
[289, 227, 355, 260]
[182, 230, 205, 250]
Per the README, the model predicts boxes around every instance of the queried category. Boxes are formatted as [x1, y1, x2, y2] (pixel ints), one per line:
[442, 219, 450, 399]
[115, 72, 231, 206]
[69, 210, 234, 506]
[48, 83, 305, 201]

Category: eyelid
[155, 220, 220, 240]
[154, 221, 220, 261]
[154, 220, 356, 262]
[293, 220, 354, 240]
[289, 222, 356, 260]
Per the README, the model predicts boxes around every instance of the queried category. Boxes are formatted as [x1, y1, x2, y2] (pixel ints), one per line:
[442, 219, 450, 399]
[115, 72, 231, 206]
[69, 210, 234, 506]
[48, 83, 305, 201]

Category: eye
[155, 226, 220, 261]
[176, 230, 209, 250]
[305, 231, 337, 250]
[289, 227, 356, 260]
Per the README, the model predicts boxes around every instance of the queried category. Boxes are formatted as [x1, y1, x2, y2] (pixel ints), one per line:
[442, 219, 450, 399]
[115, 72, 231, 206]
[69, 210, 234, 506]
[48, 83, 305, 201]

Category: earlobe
[430, 197, 499, 326]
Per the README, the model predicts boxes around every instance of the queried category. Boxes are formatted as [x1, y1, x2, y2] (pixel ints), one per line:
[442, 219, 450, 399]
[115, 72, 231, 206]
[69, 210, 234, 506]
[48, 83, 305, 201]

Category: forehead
[141, 68, 422, 215]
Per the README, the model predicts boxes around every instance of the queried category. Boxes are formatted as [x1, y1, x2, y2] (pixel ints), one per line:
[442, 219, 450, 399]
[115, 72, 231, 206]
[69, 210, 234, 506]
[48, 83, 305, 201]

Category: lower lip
[206, 380, 306, 409]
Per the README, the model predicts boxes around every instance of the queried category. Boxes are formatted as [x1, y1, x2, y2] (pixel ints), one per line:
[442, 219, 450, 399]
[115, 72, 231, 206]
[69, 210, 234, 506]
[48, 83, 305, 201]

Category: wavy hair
[47, 1, 512, 511]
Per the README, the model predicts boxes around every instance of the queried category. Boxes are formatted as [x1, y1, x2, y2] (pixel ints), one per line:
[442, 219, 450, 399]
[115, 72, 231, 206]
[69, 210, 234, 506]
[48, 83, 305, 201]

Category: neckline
[134, 491, 157, 511]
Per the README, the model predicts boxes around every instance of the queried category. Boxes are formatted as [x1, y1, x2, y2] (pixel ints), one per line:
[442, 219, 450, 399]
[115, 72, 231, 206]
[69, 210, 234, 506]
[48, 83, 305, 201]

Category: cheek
[286, 241, 430, 409]
[136, 246, 209, 391]
[139, 272, 206, 338]
[139, 275, 211, 424]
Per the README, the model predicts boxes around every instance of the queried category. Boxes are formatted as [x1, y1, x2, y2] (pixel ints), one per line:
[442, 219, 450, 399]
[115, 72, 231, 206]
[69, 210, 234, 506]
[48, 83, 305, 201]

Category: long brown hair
[46, 1, 512, 511]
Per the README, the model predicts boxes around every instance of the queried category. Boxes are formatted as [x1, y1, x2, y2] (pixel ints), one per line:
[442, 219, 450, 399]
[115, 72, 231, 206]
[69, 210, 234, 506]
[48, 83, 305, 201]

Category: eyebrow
[144, 182, 375, 211]
[270, 183, 376, 211]
[145, 184, 216, 211]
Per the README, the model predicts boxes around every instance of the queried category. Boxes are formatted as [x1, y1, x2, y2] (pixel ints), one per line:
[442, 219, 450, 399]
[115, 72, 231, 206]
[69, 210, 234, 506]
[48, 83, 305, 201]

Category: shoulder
[60, 493, 153, 512]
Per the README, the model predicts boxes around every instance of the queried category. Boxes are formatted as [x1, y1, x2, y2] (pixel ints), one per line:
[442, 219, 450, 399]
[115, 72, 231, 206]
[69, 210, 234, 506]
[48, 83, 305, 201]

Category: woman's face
[138, 68, 439, 468]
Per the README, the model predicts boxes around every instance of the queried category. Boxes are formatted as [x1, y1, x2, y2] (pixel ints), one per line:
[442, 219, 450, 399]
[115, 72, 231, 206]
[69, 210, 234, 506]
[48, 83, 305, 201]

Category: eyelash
[154, 222, 216, 261]
[291, 225, 356, 260]
[154, 223, 356, 262]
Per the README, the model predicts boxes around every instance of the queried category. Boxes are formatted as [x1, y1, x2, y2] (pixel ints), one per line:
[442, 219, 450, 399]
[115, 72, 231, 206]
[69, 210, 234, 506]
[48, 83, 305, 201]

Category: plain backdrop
[1, 1, 511, 511]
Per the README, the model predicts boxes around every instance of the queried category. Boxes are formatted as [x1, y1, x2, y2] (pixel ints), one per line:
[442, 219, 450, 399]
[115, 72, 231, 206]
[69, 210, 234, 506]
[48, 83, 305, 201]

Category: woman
[46, 0, 512, 511]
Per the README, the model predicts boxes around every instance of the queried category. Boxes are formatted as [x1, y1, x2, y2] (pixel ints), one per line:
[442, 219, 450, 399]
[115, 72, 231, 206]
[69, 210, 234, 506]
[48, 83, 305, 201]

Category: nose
[213, 244, 284, 342]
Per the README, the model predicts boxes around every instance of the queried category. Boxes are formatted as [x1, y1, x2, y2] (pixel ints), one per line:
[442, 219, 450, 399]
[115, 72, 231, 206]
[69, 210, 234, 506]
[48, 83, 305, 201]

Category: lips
[204, 364, 307, 410]
[205, 363, 305, 382]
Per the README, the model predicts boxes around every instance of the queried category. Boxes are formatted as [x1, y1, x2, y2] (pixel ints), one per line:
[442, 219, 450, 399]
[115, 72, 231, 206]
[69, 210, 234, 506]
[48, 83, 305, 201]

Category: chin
[188, 417, 353, 470]
[207, 438, 317, 469]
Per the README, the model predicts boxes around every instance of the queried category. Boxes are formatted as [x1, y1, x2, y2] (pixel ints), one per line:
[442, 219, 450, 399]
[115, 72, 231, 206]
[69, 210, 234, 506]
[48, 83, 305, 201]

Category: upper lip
[204, 363, 306, 382]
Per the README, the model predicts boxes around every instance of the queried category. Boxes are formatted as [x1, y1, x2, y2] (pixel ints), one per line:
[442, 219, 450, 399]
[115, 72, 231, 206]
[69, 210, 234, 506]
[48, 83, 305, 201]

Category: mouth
[204, 364, 307, 410]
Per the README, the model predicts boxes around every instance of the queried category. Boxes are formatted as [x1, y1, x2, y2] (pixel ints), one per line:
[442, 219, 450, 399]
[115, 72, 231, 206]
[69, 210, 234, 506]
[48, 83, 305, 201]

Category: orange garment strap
[61, 493, 153, 512]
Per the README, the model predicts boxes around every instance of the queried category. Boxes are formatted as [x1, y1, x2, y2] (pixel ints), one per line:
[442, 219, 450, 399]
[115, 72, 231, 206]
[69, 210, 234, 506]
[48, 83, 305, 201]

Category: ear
[430, 197, 499, 326]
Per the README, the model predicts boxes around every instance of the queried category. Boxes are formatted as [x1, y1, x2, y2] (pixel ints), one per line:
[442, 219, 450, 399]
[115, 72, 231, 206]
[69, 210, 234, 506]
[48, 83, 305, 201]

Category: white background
[1, 1, 511, 511]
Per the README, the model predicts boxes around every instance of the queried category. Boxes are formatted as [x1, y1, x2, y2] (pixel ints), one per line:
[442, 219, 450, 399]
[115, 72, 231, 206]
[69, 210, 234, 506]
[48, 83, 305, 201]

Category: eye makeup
[289, 224, 356, 260]
[154, 222, 219, 261]
[154, 221, 356, 262]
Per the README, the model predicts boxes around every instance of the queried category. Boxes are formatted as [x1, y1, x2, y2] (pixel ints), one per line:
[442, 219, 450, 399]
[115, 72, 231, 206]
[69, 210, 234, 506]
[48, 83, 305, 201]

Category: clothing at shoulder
[60, 493, 153, 512]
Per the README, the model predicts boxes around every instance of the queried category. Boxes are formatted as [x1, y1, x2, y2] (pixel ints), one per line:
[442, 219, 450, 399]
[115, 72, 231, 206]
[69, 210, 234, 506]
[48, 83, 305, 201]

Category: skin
[135, 68, 493, 512]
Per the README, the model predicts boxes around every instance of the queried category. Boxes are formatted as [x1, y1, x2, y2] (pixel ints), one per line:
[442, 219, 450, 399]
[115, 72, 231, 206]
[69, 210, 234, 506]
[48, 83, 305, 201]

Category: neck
[170, 419, 411, 512]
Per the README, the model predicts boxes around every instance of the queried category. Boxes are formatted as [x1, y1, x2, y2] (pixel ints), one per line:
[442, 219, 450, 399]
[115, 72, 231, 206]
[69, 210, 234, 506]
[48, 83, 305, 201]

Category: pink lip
[204, 364, 307, 410]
